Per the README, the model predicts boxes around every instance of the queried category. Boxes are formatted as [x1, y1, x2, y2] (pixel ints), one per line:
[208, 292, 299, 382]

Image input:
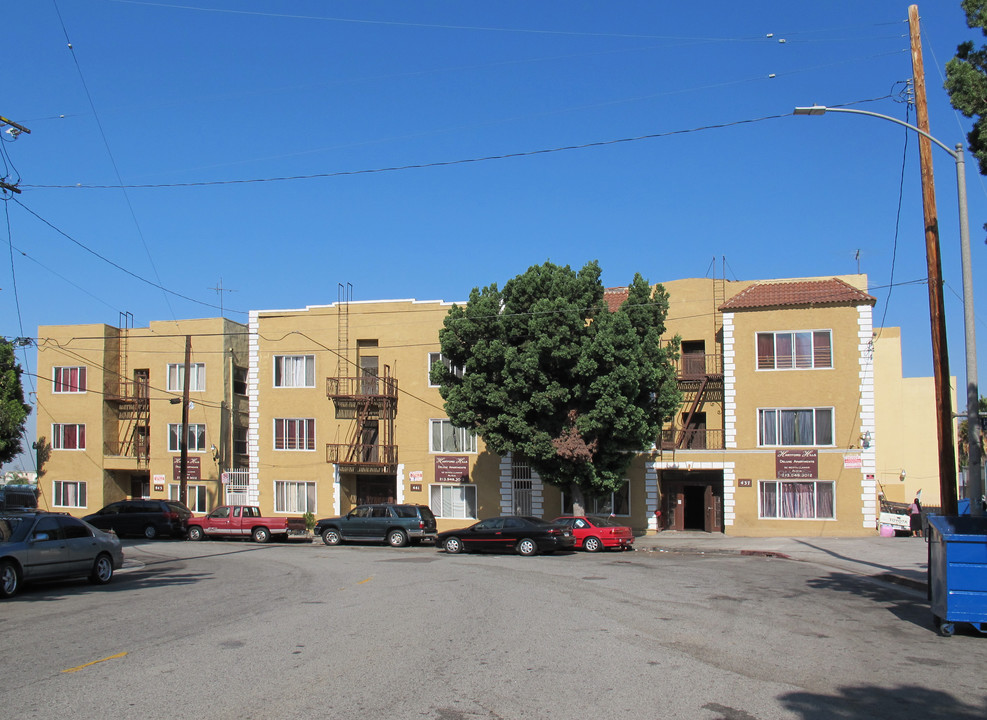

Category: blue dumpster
[927, 515, 987, 636]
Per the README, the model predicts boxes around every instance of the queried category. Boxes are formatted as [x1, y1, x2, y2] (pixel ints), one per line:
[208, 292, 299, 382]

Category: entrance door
[660, 471, 724, 533]
[130, 475, 149, 499]
[355, 475, 396, 505]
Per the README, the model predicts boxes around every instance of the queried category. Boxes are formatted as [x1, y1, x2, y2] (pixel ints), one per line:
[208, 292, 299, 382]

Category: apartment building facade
[35, 318, 249, 515]
[35, 273, 947, 537]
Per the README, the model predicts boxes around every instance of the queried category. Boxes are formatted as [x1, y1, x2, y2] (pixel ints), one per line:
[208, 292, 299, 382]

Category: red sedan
[552, 516, 634, 552]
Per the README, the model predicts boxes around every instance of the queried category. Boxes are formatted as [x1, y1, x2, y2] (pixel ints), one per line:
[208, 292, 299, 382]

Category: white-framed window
[52, 423, 86, 450]
[430, 483, 477, 519]
[53, 480, 87, 508]
[758, 408, 834, 447]
[759, 480, 835, 519]
[168, 483, 207, 513]
[429, 419, 477, 453]
[53, 366, 87, 393]
[428, 352, 463, 387]
[274, 480, 316, 513]
[274, 355, 315, 388]
[562, 481, 630, 516]
[167, 363, 206, 392]
[756, 330, 832, 370]
[274, 418, 316, 451]
[168, 423, 207, 452]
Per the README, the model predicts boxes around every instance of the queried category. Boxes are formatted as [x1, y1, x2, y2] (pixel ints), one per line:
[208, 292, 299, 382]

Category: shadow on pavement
[805, 571, 931, 630]
[777, 683, 986, 720]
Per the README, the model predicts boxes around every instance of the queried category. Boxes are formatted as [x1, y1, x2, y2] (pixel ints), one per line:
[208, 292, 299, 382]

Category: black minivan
[85, 499, 192, 539]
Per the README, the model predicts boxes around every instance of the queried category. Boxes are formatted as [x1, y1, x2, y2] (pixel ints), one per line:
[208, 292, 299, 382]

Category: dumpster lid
[927, 514, 987, 540]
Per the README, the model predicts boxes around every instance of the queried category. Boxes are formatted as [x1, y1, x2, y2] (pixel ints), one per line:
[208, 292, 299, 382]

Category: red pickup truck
[186, 506, 308, 543]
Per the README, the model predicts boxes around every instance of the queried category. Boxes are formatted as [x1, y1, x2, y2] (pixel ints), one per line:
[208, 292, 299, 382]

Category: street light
[795, 104, 982, 516]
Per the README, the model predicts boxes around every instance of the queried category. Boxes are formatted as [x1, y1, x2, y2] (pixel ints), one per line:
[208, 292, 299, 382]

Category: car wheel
[143, 524, 158, 540]
[187, 526, 203, 541]
[89, 554, 114, 585]
[583, 536, 603, 553]
[387, 529, 408, 548]
[443, 536, 462, 554]
[321, 528, 342, 546]
[517, 538, 538, 556]
[0, 560, 21, 599]
[252, 527, 271, 544]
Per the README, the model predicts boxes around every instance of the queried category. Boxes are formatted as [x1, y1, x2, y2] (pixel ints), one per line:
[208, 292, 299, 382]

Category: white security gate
[223, 469, 250, 506]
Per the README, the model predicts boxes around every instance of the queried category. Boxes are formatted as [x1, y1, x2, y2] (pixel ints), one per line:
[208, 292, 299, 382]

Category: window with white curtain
[274, 481, 316, 513]
[759, 481, 835, 519]
[429, 419, 477, 453]
[167, 363, 206, 392]
[758, 408, 834, 446]
[273, 355, 315, 388]
[168, 423, 207, 452]
[168, 483, 207, 512]
[429, 484, 477, 519]
[53, 481, 87, 508]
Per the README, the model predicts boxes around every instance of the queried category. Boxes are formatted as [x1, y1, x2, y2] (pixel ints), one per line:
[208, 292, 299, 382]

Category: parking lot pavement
[634, 531, 930, 592]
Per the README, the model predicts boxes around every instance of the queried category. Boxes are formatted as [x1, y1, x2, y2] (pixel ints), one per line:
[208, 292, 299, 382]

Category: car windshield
[586, 516, 623, 527]
[0, 516, 32, 543]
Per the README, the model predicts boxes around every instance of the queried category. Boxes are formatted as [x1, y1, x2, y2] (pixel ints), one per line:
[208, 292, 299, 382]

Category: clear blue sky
[3, 1, 985, 470]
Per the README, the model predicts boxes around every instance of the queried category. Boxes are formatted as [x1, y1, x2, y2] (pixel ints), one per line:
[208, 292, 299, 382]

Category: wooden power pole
[179, 335, 191, 507]
[910, 5, 958, 515]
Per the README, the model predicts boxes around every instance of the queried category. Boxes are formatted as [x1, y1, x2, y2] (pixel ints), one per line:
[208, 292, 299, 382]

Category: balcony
[105, 379, 150, 404]
[660, 427, 724, 451]
[678, 353, 722, 380]
[326, 443, 398, 473]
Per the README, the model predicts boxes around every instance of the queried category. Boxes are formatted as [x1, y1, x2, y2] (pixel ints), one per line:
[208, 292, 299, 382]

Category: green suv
[314, 504, 437, 547]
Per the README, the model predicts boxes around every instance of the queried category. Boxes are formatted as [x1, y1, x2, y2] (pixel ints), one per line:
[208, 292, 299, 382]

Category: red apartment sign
[172, 456, 201, 481]
[775, 449, 818, 479]
[434, 455, 469, 483]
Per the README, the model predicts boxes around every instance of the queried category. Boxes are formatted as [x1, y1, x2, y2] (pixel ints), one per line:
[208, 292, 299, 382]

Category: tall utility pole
[910, 5, 958, 516]
[0, 115, 31, 195]
[179, 335, 191, 507]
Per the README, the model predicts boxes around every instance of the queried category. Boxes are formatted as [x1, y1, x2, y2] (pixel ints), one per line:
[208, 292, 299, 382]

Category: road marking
[61, 652, 127, 673]
[357, 577, 372, 585]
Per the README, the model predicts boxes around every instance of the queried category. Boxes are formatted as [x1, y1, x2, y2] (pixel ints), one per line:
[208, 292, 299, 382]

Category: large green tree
[431, 260, 682, 512]
[0, 340, 31, 466]
[945, 1, 987, 175]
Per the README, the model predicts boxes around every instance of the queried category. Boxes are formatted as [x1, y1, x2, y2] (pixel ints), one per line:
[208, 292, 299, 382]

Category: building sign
[775, 449, 818, 479]
[843, 453, 862, 469]
[410, 484, 422, 493]
[153, 485, 164, 493]
[409, 471, 423, 483]
[738, 479, 752, 488]
[172, 456, 201, 481]
[434, 455, 469, 483]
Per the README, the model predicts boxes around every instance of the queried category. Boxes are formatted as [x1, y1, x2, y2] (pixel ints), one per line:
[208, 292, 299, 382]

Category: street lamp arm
[793, 106, 956, 158]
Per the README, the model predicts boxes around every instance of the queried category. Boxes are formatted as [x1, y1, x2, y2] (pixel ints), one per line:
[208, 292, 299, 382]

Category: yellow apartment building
[35, 273, 949, 537]
[34, 318, 249, 517]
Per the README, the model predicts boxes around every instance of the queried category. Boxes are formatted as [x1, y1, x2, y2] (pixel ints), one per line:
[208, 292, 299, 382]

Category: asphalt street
[1, 539, 985, 720]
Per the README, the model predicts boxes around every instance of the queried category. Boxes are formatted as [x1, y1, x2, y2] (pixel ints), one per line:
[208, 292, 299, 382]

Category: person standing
[909, 498, 923, 538]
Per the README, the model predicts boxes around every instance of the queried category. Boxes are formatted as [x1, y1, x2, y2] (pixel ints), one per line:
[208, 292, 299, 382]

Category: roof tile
[719, 278, 876, 311]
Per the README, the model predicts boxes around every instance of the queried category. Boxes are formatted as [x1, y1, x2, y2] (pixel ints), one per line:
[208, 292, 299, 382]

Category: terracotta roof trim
[719, 277, 876, 311]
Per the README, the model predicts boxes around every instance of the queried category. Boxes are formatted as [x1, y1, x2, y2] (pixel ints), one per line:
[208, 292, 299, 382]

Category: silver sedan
[0, 512, 125, 598]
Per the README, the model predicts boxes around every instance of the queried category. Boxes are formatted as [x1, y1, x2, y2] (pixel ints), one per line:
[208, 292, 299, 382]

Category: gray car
[0, 511, 125, 598]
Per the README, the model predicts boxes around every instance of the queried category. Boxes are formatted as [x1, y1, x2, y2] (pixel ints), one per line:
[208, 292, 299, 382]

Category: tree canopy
[431, 261, 681, 506]
[945, 1, 987, 175]
[0, 340, 31, 466]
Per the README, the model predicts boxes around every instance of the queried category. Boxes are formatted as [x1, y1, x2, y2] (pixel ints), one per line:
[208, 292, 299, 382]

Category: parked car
[552, 515, 634, 552]
[0, 511, 124, 598]
[85, 499, 191, 539]
[437, 516, 575, 556]
[0, 484, 39, 511]
[186, 505, 308, 543]
[314, 504, 437, 547]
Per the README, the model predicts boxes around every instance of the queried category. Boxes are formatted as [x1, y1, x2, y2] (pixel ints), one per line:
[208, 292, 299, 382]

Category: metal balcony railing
[325, 443, 398, 467]
[678, 353, 722, 380]
[660, 428, 724, 450]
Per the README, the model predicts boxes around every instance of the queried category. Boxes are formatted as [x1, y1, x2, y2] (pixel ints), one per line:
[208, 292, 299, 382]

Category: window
[757, 330, 832, 370]
[274, 481, 316, 513]
[274, 418, 316, 450]
[430, 419, 477, 453]
[274, 355, 315, 388]
[52, 423, 86, 450]
[53, 366, 87, 393]
[168, 423, 207, 452]
[758, 408, 834, 447]
[167, 363, 206, 392]
[233, 365, 248, 396]
[53, 481, 87, 508]
[760, 481, 835, 519]
[428, 352, 463, 387]
[168, 484, 207, 513]
[233, 426, 248, 456]
[562, 482, 630, 516]
[430, 484, 477, 519]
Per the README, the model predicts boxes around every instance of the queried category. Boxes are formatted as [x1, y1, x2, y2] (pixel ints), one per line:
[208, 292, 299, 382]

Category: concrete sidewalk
[633, 531, 929, 592]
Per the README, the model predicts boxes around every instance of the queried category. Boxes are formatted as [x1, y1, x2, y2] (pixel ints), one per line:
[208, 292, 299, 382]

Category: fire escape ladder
[677, 375, 709, 449]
